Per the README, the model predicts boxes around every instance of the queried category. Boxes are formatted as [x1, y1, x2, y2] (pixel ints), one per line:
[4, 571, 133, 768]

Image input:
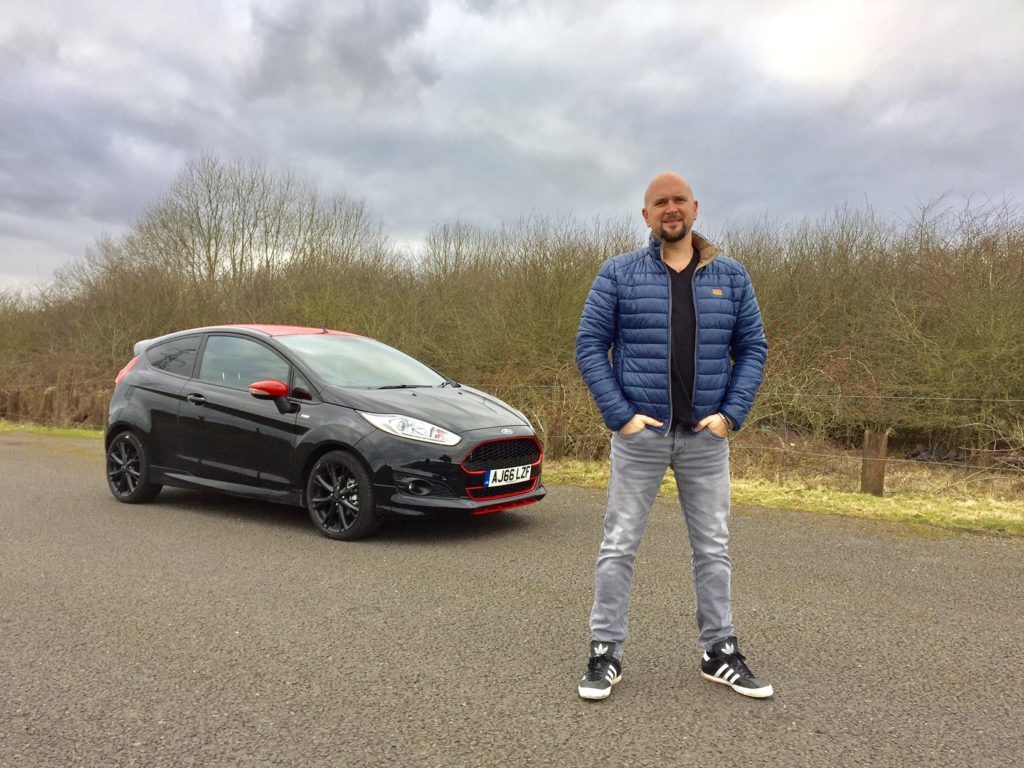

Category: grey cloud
[0, 23, 59, 68]
[558, 17, 1023, 226]
[272, 106, 634, 245]
[0, 86, 197, 223]
[245, 0, 439, 102]
[0, 18, 247, 228]
[459, 0, 529, 15]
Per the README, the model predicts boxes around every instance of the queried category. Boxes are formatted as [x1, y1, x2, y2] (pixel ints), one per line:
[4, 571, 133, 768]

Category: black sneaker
[578, 640, 622, 700]
[700, 637, 773, 698]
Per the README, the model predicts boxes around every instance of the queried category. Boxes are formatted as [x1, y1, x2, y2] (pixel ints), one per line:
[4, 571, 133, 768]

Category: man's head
[642, 172, 698, 243]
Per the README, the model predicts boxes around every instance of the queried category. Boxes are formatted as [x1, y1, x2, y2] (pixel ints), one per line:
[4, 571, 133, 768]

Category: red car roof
[225, 324, 361, 337]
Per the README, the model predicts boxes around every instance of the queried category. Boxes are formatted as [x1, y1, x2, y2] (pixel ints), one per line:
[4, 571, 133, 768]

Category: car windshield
[277, 334, 446, 388]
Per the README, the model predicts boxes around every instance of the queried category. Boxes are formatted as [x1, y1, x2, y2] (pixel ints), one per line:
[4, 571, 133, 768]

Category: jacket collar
[647, 231, 720, 269]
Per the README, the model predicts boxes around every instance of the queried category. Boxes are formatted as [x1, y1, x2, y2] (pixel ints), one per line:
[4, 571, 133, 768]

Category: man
[575, 172, 771, 701]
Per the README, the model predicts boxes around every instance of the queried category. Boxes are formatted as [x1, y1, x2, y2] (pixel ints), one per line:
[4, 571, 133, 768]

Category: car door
[137, 334, 201, 471]
[177, 334, 299, 492]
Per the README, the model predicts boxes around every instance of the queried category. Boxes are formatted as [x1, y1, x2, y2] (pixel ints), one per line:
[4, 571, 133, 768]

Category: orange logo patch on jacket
[712, 288, 724, 296]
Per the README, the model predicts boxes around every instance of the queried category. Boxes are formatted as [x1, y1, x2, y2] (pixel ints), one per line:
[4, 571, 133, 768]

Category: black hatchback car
[105, 325, 544, 539]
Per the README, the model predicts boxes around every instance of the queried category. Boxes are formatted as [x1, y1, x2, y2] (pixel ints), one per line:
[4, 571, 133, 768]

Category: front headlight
[358, 412, 462, 446]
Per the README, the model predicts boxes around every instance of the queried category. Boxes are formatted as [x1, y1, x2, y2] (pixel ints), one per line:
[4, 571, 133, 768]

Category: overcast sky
[1, 0, 1022, 290]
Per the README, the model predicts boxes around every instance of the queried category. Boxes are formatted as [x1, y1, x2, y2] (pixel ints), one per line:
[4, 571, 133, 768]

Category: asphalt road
[2, 433, 1022, 768]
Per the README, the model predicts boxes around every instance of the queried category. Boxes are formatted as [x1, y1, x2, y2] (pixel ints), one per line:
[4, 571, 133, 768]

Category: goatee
[659, 223, 690, 243]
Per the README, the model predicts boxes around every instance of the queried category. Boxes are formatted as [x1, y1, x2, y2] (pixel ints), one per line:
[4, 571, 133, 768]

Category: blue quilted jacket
[576, 232, 767, 435]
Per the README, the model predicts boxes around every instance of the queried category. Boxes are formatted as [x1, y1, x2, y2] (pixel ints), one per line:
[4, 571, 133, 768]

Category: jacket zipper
[691, 272, 700, 426]
[663, 257, 673, 437]
[691, 257, 715, 426]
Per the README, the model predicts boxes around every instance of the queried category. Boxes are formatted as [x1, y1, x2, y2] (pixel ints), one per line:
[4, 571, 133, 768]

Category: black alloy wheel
[106, 431, 162, 503]
[305, 450, 379, 540]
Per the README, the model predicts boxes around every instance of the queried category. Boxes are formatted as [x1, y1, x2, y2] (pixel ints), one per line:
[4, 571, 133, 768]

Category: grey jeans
[589, 424, 735, 655]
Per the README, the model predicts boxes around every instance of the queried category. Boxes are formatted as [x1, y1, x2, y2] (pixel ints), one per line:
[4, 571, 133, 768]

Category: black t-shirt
[668, 249, 699, 429]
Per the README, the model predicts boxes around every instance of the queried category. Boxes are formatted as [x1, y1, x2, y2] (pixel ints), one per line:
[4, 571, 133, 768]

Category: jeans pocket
[617, 426, 647, 441]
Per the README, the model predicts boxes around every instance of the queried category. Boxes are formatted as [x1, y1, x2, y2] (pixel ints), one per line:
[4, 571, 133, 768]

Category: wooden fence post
[55, 368, 66, 426]
[40, 386, 56, 424]
[860, 428, 889, 496]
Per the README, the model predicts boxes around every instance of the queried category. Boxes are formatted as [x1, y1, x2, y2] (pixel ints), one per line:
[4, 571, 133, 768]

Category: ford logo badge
[500, 428, 513, 434]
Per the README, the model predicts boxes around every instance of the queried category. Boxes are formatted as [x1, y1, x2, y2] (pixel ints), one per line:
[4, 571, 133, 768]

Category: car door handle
[186, 393, 207, 406]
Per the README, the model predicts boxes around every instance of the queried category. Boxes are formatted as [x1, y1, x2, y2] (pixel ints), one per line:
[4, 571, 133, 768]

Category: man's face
[642, 176, 698, 243]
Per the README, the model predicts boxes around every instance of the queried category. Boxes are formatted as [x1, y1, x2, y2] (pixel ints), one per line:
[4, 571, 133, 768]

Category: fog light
[407, 479, 432, 496]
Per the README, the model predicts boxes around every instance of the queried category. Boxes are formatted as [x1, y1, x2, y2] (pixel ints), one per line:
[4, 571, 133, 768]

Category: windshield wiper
[438, 379, 462, 388]
[373, 384, 431, 390]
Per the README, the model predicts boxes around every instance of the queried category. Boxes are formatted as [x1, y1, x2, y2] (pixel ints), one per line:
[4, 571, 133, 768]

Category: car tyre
[305, 450, 380, 540]
[106, 430, 162, 503]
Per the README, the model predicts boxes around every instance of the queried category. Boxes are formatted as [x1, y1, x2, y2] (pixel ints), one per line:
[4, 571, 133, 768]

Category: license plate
[484, 464, 532, 487]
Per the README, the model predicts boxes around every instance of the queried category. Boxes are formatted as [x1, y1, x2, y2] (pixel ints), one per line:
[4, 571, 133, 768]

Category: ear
[642, 207, 650, 226]
[692, 199, 699, 220]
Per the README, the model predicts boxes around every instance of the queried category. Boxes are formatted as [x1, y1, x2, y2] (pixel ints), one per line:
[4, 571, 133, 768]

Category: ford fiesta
[105, 325, 544, 539]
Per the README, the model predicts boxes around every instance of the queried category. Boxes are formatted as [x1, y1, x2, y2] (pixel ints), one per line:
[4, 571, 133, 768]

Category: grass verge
[545, 459, 1024, 536]
[0, 420, 104, 440]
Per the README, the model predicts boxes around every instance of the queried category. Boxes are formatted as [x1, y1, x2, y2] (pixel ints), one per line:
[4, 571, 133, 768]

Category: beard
[658, 220, 691, 243]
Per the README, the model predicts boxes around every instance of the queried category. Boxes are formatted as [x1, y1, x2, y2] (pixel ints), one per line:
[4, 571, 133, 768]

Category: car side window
[145, 336, 200, 377]
[197, 336, 290, 390]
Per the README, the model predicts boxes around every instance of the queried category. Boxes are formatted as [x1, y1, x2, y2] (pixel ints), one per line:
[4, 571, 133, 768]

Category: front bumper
[353, 424, 545, 519]
[379, 484, 547, 518]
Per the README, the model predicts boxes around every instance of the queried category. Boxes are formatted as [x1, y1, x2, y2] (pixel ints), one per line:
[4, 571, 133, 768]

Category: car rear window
[145, 336, 200, 377]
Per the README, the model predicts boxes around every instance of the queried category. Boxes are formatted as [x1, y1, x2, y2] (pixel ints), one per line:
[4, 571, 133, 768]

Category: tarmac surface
[2, 432, 1023, 767]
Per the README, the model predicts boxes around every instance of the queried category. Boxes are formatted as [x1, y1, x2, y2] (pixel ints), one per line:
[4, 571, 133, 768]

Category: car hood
[321, 385, 529, 432]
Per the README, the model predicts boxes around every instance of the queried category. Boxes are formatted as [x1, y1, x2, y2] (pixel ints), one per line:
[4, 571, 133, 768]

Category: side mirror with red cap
[248, 379, 298, 414]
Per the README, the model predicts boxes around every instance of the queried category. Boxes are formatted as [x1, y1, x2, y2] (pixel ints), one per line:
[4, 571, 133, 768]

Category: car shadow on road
[376, 510, 536, 544]
[152, 488, 312, 530]
[149, 488, 537, 542]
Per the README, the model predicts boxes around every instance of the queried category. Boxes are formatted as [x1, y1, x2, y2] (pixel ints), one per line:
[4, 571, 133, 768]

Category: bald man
[575, 172, 771, 701]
